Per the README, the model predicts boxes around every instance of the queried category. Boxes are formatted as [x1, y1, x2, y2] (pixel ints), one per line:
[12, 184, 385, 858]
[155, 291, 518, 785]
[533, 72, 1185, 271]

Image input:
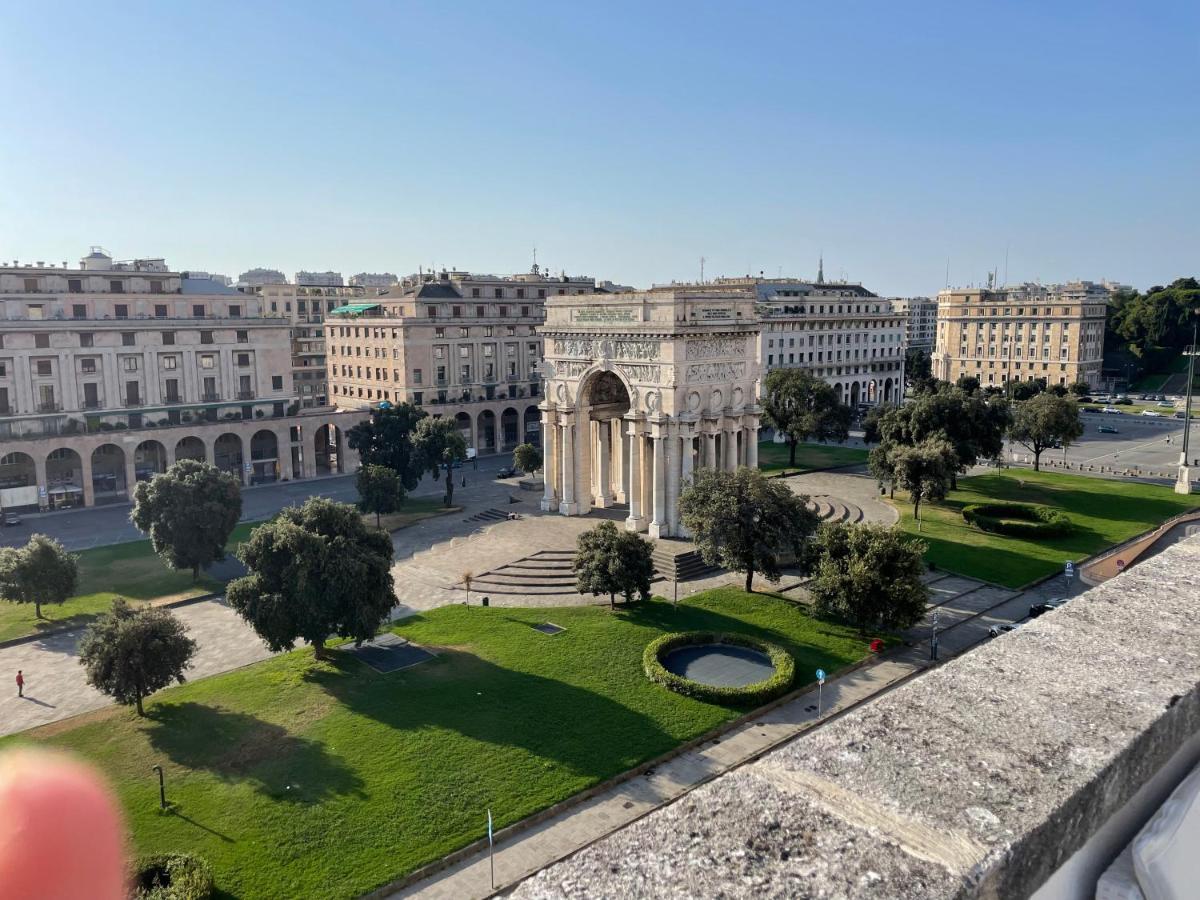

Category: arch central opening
[581, 371, 632, 513]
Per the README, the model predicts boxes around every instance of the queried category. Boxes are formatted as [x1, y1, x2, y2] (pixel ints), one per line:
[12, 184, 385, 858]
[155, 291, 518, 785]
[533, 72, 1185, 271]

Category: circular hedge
[961, 502, 1073, 538]
[133, 853, 214, 900]
[643, 631, 795, 705]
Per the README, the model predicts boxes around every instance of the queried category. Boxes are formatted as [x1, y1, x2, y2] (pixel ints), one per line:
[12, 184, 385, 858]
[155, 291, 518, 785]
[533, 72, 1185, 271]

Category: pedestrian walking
[461, 475, 466, 488]
[16, 670, 24, 698]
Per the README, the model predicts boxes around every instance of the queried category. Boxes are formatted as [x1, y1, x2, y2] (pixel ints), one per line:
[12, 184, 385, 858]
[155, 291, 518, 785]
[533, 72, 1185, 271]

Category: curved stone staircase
[804, 494, 865, 525]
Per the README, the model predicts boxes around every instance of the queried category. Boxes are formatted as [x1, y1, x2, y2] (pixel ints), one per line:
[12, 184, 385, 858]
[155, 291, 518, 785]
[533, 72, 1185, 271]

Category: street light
[1176, 317, 1198, 496]
[152, 765, 166, 810]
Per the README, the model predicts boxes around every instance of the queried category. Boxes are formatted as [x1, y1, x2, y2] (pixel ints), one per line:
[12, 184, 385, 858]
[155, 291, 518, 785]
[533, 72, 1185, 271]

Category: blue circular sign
[815, 668, 826, 683]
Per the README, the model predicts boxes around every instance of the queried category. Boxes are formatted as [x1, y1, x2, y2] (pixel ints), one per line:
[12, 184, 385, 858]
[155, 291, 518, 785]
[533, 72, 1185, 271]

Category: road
[0, 453, 516, 551]
[1004, 410, 1199, 476]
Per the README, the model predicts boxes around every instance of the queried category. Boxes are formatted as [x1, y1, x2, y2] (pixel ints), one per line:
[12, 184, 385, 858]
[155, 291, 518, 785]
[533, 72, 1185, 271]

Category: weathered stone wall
[513, 534, 1200, 900]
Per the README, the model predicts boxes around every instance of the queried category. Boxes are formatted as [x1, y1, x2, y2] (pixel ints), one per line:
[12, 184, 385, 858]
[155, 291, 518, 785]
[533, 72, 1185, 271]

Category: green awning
[329, 302, 381, 315]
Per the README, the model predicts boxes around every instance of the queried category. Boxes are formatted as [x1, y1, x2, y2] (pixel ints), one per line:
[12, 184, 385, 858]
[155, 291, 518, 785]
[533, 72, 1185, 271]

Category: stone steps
[463, 508, 513, 524]
[804, 495, 865, 525]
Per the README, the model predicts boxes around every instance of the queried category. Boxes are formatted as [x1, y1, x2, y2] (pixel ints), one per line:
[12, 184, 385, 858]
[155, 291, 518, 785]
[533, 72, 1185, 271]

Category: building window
[34, 334, 49, 349]
[79, 333, 94, 347]
[81, 359, 97, 374]
[201, 331, 214, 344]
[72, 304, 87, 319]
[150, 279, 164, 293]
[114, 304, 129, 318]
[272, 375, 283, 390]
[459, 346, 470, 359]
[68, 279, 82, 293]
[237, 353, 251, 367]
[427, 306, 438, 317]
[122, 332, 136, 346]
[229, 304, 241, 318]
[36, 360, 52, 376]
[498, 306, 508, 317]
[521, 305, 530, 316]
[476, 305, 485, 317]
[452, 306, 463, 317]
[154, 304, 167, 318]
[434, 327, 445, 338]
[162, 332, 175, 345]
[236, 330, 248, 343]
[193, 304, 205, 318]
[109, 280, 124, 293]
[459, 326, 469, 338]
[471, 288, 481, 298]
[412, 369, 422, 384]
[200, 355, 215, 369]
[123, 357, 138, 372]
[493, 288, 503, 299]
[162, 356, 177, 370]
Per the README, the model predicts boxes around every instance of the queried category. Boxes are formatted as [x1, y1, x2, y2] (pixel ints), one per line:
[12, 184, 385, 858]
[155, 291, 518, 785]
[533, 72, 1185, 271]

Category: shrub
[133, 852, 214, 900]
[962, 502, 1073, 538]
[643, 631, 795, 706]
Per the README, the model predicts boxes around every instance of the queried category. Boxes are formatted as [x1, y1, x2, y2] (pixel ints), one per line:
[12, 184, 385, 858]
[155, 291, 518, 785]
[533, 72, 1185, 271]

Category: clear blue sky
[1, 1, 1196, 295]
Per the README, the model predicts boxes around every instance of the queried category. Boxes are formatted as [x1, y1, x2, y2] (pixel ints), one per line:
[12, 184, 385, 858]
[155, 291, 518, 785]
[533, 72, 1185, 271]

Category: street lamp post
[1176, 319, 1198, 496]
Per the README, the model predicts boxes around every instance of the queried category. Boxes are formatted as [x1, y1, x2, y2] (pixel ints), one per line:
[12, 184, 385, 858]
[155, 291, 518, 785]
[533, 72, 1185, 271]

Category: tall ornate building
[538, 285, 761, 538]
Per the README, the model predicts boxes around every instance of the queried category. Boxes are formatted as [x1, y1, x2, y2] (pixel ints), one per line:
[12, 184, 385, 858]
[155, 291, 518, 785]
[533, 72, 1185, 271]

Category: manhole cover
[533, 623, 565, 635]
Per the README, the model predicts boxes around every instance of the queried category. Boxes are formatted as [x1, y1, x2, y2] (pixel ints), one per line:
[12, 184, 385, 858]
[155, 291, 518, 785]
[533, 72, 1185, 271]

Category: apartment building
[714, 276, 906, 407]
[349, 273, 398, 289]
[252, 281, 367, 408]
[326, 267, 598, 454]
[932, 283, 1108, 388]
[890, 296, 937, 350]
[237, 267, 287, 287]
[296, 270, 343, 287]
[0, 250, 362, 510]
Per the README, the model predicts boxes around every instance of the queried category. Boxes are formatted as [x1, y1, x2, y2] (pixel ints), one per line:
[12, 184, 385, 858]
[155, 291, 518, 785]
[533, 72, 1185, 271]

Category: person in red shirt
[16, 670, 24, 698]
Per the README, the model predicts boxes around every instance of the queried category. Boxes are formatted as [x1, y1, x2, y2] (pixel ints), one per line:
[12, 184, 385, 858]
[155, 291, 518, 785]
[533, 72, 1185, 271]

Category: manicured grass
[0, 522, 258, 643]
[2, 588, 870, 899]
[363, 497, 458, 532]
[893, 469, 1200, 588]
[757, 440, 869, 474]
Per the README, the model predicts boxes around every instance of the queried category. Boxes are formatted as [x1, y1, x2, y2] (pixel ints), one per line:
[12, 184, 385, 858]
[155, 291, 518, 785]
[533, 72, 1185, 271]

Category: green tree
[761, 369, 851, 467]
[78, 599, 197, 716]
[1109, 279, 1200, 367]
[513, 442, 543, 476]
[227, 498, 395, 659]
[414, 417, 469, 506]
[878, 386, 1008, 489]
[679, 467, 819, 592]
[1004, 378, 1046, 402]
[868, 444, 896, 498]
[1009, 393, 1084, 472]
[861, 403, 893, 446]
[809, 523, 929, 634]
[573, 521, 654, 609]
[345, 403, 428, 490]
[905, 347, 932, 384]
[1068, 381, 1091, 397]
[955, 375, 981, 395]
[890, 436, 958, 520]
[131, 459, 242, 581]
[356, 464, 406, 528]
[0, 533, 78, 619]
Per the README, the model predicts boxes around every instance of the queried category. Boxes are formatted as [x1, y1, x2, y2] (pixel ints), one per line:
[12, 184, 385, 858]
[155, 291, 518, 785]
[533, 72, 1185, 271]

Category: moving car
[1141, 410, 1162, 417]
[1098, 424, 1119, 434]
[988, 623, 1021, 638]
[1101, 406, 1122, 414]
[1029, 598, 1069, 618]
[3, 512, 21, 526]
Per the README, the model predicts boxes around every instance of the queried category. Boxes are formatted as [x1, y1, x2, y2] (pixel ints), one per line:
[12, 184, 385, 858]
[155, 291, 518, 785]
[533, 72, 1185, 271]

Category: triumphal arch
[538, 286, 762, 539]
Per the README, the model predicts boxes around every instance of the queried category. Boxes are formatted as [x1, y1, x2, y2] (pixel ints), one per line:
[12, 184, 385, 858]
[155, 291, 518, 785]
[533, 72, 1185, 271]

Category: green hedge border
[643, 631, 795, 705]
[962, 502, 1073, 538]
[133, 852, 214, 900]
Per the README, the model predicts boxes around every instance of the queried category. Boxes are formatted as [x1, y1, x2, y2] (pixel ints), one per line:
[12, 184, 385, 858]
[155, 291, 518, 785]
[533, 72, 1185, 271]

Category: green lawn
[2, 589, 870, 899]
[893, 470, 1200, 588]
[0, 523, 261, 643]
[757, 440, 869, 474]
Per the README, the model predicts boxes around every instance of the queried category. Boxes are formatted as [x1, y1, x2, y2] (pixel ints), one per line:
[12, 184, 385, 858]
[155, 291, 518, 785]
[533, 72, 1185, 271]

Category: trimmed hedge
[133, 853, 214, 900]
[962, 502, 1073, 538]
[643, 631, 795, 705]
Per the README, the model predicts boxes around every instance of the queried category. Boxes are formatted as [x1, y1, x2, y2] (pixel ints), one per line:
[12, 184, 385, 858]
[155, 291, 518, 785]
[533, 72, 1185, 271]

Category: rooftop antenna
[699, 256, 706, 284]
[817, 252, 825, 285]
[532, 245, 539, 275]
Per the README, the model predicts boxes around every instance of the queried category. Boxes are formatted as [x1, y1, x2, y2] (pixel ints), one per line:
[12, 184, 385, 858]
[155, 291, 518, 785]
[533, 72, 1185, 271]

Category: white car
[1141, 410, 1162, 417]
[988, 623, 1021, 638]
[1102, 406, 1122, 415]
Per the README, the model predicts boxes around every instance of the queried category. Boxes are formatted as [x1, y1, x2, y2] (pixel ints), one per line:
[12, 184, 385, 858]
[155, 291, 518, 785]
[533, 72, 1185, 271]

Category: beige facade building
[0, 250, 363, 510]
[325, 268, 598, 455]
[538, 286, 762, 538]
[932, 283, 1108, 388]
[890, 296, 937, 349]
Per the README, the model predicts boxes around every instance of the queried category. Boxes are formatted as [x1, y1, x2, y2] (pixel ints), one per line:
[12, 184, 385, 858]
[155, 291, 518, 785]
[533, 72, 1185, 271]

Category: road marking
[1079, 435, 1177, 464]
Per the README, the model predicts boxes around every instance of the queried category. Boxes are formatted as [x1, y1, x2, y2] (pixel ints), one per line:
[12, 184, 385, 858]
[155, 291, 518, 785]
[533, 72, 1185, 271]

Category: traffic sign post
[815, 668, 826, 717]
[1064, 560, 1074, 582]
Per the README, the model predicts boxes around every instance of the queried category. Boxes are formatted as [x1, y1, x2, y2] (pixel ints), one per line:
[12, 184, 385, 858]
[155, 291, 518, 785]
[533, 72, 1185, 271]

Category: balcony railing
[83, 400, 104, 410]
[124, 399, 144, 408]
[201, 392, 220, 402]
[236, 391, 256, 400]
[36, 402, 62, 413]
[163, 396, 183, 405]
[0, 406, 12, 416]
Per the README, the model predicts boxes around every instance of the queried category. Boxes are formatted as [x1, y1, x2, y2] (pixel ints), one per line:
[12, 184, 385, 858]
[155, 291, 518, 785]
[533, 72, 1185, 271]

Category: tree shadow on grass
[306, 650, 675, 781]
[142, 702, 365, 804]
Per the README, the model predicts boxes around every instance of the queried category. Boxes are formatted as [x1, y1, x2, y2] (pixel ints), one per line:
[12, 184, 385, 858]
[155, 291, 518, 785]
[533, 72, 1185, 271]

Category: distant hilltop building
[238, 268, 287, 287]
[349, 273, 398, 289]
[295, 271, 343, 287]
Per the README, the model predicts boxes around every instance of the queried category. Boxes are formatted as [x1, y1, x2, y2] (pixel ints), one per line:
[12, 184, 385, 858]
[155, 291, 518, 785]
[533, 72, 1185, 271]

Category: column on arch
[625, 416, 646, 531]
[80, 447, 95, 508]
[664, 420, 680, 536]
[595, 418, 612, 507]
[722, 418, 737, 471]
[558, 410, 578, 515]
[275, 427, 294, 480]
[540, 406, 558, 511]
[648, 420, 668, 539]
[676, 422, 695, 536]
[610, 418, 626, 503]
[744, 413, 760, 470]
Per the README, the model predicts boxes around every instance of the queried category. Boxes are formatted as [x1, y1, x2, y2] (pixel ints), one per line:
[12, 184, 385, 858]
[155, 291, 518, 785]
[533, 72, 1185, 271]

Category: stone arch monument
[538, 286, 762, 538]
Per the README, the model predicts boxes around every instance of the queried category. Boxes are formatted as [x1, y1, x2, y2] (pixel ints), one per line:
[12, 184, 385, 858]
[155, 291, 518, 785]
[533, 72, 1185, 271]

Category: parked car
[495, 466, 517, 478]
[1158, 401, 1175, 408]
[1029, 598, 1069, 618]
[988, 623, 1021, 638]
[3, 512, 21, 527]
[1141, 410, 1162, 417]
[1175, 412, 1187, 419]
[1098, 424, 1120, 434]
[1101, 406, 1122, 414]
